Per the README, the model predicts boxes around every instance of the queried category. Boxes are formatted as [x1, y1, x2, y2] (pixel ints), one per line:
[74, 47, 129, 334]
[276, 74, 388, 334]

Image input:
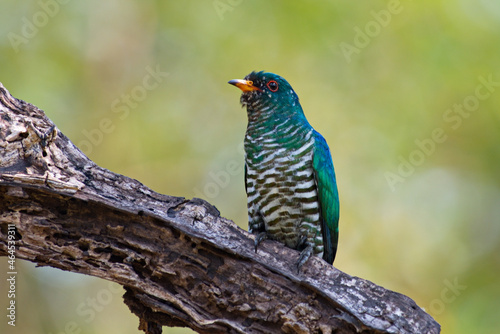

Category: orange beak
[228, 79, 262, 92]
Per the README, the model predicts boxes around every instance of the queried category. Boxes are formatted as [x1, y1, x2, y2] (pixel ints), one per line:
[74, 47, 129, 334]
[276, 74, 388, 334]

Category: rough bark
[0, 82, 440, 334]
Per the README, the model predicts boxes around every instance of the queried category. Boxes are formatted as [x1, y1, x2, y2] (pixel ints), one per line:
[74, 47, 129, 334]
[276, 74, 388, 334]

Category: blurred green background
[1, 1, 499, 333]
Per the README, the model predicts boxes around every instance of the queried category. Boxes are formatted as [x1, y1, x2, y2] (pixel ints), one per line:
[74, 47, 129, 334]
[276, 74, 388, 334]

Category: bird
[228, 71, 339, 271]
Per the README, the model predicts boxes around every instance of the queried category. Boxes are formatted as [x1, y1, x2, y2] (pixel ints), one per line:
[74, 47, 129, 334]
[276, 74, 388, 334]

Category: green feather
[313, 131, 339, 264]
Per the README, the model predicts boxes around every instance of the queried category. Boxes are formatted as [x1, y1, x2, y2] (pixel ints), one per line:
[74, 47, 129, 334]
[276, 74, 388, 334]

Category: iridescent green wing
[312, 131, 339, 264]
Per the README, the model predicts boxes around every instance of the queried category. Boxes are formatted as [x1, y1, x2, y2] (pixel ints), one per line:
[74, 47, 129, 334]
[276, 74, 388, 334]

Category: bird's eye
[267, 80, 279, 92]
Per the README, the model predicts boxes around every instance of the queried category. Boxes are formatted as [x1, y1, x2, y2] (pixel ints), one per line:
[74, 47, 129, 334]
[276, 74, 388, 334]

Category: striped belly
[245, 136, 324, 256]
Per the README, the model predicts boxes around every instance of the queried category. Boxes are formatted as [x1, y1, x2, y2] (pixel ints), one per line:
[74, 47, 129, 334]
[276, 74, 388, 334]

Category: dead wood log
[0, 82, 440, 334]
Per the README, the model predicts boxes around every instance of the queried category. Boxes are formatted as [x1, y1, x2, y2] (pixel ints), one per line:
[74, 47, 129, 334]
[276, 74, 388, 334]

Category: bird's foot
[254, 232, 267, 252]
[295, 244, 313, 273]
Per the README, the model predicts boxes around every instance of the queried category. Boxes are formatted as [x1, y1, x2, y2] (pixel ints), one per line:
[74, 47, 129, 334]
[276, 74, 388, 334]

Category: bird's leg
[254, 232, 268, 252]
[296, 245, 314, 273]
[249, 218, 267, 253]
[295, 235, 313, 273]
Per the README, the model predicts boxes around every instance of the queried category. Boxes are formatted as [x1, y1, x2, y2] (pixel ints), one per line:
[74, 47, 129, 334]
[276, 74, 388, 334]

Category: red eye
[266, 80, 279, 92]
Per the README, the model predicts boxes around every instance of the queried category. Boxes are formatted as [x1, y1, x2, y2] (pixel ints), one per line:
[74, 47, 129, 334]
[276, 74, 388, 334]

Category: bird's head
[228, 71, 301, 116]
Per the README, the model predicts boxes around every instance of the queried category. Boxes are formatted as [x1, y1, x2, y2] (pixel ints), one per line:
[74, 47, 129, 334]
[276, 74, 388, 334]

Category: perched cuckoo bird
[229, 71, 340, 271]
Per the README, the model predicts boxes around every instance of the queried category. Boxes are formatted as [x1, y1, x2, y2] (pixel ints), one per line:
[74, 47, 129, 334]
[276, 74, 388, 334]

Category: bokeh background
[1, 1, 499, 333]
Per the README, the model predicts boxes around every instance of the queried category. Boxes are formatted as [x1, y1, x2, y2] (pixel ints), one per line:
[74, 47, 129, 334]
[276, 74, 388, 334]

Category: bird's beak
[228, 79, 261, 92]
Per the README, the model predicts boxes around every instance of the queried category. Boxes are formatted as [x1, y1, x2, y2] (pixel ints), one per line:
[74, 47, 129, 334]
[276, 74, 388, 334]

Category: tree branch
[0, 83, 440, 334]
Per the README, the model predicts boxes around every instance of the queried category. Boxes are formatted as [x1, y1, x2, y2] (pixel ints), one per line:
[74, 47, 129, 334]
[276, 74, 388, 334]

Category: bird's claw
[295, 244, 313, 273]
[254, 232, 267, 252]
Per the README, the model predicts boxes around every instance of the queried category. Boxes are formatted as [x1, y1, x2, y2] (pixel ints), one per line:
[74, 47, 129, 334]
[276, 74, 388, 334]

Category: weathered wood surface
[0, 83, 440, 334]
